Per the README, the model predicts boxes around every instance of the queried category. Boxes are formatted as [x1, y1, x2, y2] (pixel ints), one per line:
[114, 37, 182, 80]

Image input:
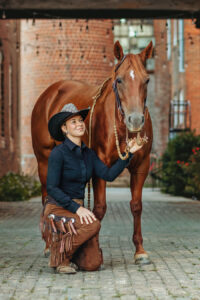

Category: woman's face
[61, 114, 85, 138]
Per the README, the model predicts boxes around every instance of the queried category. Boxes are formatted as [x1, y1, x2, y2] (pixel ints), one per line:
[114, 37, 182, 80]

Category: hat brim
[48, 107, 90, 141]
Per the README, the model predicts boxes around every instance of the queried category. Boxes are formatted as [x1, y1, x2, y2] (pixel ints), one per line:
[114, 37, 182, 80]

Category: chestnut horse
[31, 40, 153, 265]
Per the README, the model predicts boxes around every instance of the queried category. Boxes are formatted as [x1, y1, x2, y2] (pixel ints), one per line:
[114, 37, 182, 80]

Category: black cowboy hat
[48, 103, 90, 141]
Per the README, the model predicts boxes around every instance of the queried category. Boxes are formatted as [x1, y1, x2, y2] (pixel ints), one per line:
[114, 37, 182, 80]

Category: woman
[43, 103, 145, 274]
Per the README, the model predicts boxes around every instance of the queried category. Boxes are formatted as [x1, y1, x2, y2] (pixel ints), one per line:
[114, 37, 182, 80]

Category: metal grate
[169, 100, 191, 134]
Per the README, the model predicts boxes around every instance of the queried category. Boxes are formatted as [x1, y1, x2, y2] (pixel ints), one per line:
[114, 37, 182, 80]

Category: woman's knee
[91, 219, 101, 233]
[76, 219, 101, 238]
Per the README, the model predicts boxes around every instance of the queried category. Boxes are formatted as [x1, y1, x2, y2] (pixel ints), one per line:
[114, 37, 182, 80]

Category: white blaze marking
[130, 69, 135, 80]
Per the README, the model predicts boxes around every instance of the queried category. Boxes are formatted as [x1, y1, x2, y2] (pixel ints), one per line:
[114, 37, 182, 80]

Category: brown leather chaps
[41, 201, 103, 271]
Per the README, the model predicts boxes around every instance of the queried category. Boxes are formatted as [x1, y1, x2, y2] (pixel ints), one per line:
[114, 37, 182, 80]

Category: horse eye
[145, 78, 150, 84]
[116, 77, 122, 84]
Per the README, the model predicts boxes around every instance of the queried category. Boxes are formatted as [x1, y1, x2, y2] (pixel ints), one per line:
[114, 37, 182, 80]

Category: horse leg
[38, 159, 48, 204]
[38, 156, 49, 256]
[92, 178, 107, 221]
[129, 165, 151, 265]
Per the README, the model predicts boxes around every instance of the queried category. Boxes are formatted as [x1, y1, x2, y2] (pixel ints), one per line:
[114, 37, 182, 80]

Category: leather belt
[43, 195, 84, 211]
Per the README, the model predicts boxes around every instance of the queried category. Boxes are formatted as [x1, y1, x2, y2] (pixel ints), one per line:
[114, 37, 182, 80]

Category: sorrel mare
[31, 41, 153, 265]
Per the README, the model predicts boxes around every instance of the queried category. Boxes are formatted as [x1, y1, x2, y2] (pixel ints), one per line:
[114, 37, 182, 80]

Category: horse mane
[92, 77, 111, 102]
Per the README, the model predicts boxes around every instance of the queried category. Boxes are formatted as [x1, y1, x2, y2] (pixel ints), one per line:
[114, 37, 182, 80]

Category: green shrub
[0, 172, 41, 202]
[161, 131, 200, 198]
[181, 147, 200, 199]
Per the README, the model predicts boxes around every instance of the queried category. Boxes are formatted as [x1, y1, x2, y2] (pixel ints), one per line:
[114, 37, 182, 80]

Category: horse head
[112, 40, 153, 133]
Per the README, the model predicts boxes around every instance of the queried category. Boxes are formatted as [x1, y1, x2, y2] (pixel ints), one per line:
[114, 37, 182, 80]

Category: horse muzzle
[125, 112, 145, 133]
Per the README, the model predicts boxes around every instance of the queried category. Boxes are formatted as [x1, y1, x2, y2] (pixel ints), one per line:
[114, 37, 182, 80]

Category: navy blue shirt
[47, 136, 134, 213]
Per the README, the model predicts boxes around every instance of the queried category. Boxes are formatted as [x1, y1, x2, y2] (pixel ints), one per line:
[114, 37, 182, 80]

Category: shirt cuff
[66, 200, 80, 214]
[125, 152, 134, 166]
[118, 151, 134, 166]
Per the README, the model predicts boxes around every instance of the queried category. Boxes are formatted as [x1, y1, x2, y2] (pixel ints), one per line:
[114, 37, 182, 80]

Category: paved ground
[0, 188, 200, 300]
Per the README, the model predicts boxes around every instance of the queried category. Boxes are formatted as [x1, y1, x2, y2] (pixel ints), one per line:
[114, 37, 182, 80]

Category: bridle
[112, 54, 147, 117]
[112, 55, 148, 162]
[112, 55, 127, 116]
[87, 55, 148, 210]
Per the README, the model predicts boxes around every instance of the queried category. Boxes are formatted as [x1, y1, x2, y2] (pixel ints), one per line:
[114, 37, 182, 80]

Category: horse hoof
[134, 253, 151, 265]
[44, 248, 50, 257]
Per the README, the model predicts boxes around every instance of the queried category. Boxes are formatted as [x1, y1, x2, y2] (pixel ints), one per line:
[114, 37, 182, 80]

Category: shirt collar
[64, 136, 86, 151]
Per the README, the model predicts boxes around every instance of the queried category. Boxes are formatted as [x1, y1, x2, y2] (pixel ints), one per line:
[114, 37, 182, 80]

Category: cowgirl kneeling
[42, 103, 144, 274]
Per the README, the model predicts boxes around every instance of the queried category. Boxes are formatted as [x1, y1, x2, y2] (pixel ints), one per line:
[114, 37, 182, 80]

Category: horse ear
[139, 41, 153, 64]
[114, 41, 124, 61]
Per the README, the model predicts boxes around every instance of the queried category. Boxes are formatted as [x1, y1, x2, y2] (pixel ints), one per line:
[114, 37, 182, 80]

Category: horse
[31, 40, 153, 265]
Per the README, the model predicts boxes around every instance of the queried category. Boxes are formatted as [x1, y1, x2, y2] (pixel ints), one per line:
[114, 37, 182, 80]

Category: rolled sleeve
[91, 150, 134, 182]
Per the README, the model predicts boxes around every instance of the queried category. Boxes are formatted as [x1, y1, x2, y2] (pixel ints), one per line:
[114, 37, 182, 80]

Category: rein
[87, 77, 111, 210]
[112, 55, 130, 160]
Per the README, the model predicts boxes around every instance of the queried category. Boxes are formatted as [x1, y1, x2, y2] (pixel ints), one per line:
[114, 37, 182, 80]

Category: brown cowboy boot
[56, 264, 76, 274]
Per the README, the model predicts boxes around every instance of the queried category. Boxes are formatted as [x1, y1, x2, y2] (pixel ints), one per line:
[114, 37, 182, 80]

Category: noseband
[112, 55, 147, 117]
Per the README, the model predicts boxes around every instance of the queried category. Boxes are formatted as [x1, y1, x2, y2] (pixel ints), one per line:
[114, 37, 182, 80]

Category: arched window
[0, 51, 5, 138]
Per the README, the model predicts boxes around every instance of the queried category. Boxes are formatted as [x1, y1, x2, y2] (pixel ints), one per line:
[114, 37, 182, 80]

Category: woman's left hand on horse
[128, 137, 147, 154]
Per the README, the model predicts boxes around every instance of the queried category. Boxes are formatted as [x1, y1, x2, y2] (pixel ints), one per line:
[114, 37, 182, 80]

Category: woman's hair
[61, 121, 67, 138]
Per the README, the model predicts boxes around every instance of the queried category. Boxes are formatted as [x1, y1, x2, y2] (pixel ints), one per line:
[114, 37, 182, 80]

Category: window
[0, 51, 5, 138]
[166, 19, 171, 60]
[178, 20, 184, 72]
[173, 20, 177, 46]
[179, 89, 184, 126]
[169, 97, 191, 140]
[114, 19, 154, 70]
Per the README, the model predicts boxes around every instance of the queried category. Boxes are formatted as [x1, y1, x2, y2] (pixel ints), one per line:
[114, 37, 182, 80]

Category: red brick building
[0, 19, 114, 177]
[185, 20, 200, 134]
[1, 18, 199, 178]
[20, 19, 114, 175]
[0, 20, 20, 177]
[153, 19, 200, 156]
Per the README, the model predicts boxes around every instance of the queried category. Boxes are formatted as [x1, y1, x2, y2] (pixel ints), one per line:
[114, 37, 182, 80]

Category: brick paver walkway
[0, 188, 200, 300]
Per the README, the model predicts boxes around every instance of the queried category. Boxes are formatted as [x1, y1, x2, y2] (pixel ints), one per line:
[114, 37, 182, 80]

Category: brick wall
[153, 20, 171, 156]
[154, 19, 200, 156]
[185, 20, 200, 134]
[0, 20, 20, 177]
[20, 19, 114, 174]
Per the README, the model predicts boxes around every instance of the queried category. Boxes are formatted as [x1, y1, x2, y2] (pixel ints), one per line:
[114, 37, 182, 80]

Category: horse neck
[95, 78, 116, 125]
[91, 78, 127, 155]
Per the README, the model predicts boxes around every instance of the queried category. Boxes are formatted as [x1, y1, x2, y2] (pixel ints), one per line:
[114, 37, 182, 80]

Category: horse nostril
[128, 116, 132, 123]
[142, 115, 144, 123]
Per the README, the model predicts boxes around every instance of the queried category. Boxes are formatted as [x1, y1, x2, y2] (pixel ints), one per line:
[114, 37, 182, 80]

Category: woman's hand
[76, 207, 97, 224]
[128, 137, 147, 154]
